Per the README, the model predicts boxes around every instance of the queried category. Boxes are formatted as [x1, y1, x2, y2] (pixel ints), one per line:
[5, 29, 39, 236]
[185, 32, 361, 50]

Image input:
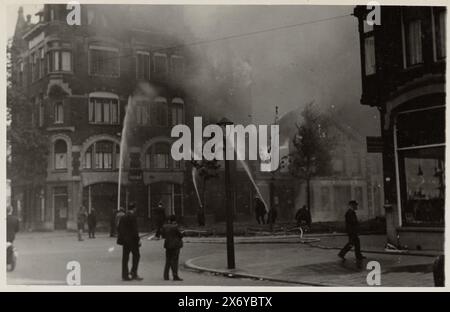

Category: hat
[348, 200, 358, 206]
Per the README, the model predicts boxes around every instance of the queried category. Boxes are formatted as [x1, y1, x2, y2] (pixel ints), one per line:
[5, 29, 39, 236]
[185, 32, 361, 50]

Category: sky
[6, 4, 380, 136]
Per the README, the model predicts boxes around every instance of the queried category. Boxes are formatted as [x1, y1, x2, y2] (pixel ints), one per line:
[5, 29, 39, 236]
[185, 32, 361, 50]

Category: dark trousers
[339, 233, 363, 259]
[256, 215, 265, 225]
[164, 248, 180, 279]
[122, 244, 140, 279]
[88, 225, 96, 238]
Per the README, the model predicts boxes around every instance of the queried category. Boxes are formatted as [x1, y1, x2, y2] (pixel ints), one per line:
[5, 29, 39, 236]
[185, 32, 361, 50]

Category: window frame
[84, 140, 120, 170]
[88, 45, 120, 77]
[136, 51, 151, 80]
[88, 93, 120, 125]
[170, 55, 184, 75]
[54, 139, 68, 170]
[153, 52, 168, 74]
[54, 101, 64, 124]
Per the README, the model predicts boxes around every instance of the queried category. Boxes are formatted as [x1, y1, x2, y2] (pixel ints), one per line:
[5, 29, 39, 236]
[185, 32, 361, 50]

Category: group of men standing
[114, 202, 183, 282]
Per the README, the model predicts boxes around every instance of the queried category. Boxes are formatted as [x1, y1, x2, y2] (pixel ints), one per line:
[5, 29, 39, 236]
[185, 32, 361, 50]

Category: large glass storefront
[396, 106, 445, 227]
[148, 182, 183, 217]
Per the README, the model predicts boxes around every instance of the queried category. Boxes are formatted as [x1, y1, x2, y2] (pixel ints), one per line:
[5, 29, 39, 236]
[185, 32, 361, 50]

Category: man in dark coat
[162, 215, 183, 281]
[87, 208, 97, 239]
[254, 196, 266, 225]
[7, 206, 19, 243]
[295, 205, 311, 228]
[154, 201, 166, 238]
[338, 200, 366, 261]
[117, 204, 143, 281]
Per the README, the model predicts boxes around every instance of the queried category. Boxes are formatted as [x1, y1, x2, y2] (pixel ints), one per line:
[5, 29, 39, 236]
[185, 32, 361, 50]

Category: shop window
[54, 139, 68, 170]
[396, 106, 445, 227]
[396, 107, 445, 148]
[399, 147, 445, 226]
[149, 182, 182, 217]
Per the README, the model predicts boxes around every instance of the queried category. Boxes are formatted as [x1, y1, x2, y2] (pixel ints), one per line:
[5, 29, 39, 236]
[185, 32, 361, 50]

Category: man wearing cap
[338, 200, 366, 261]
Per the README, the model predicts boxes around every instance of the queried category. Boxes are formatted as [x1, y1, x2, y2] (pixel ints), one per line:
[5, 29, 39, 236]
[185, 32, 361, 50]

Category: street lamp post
[217, 117, 235, 269]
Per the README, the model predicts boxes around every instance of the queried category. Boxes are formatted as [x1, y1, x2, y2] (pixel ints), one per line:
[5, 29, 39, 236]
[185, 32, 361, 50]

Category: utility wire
[73, 13, 352, 66]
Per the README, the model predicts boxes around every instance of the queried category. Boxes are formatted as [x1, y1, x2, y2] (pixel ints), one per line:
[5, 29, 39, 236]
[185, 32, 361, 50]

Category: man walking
[162, 215, 183, 281]
[117, 203, 143, 281]
[338, 200, 366, 261]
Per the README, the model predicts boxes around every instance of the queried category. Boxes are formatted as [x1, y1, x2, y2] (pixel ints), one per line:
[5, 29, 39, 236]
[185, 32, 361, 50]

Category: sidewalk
[184, 234, 441, 257]
[184, 238, 437, 287]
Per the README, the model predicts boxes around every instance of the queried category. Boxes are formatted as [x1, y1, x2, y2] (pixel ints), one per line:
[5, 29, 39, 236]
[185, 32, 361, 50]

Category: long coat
[345, 208, 359, 234]
[117, 213, 140, 247]
[162, 223, 183, 250]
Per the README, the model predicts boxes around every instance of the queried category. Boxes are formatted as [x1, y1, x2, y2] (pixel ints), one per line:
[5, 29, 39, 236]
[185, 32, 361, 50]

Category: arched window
[84, 140, 120, 170]
[54, 139, 68, 169]
[171, 98, 184, 126]
[146, 142, 170, 169]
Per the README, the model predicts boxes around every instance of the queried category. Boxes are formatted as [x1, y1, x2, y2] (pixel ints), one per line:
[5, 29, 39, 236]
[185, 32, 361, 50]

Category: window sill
[47, 126, 74, 132]
[82, 169, 119, 172]
[48, 71, 73, 75]
[52, 169, 68, 173]
[88, 122, 121, 126]
[144, 168, 183, 172]
[88, 74, 120, 78]
[403, 63, 424, 71]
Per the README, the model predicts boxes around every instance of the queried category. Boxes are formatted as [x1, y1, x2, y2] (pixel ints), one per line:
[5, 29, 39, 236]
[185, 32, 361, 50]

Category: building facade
[354, 6, 446, 250]
[9, 4, 256, 231]
[256, 119, 384, 223]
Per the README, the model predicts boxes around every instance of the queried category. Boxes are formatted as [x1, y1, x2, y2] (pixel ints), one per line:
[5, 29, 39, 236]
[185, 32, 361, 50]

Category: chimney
[26, 14, 31, 23]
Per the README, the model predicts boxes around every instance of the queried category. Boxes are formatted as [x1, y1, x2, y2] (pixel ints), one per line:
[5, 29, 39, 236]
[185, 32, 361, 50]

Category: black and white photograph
[3, 1, 447, 289]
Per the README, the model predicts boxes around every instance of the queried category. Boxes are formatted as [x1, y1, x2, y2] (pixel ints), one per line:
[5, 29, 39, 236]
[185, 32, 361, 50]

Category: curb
[185, 236, 441, 258]
[308, 243, 441, 258]
[184, 257, 335, 287]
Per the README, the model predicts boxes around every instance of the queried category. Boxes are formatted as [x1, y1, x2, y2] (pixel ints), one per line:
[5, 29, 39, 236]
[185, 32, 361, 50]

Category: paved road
[7, 232, 290, 286]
